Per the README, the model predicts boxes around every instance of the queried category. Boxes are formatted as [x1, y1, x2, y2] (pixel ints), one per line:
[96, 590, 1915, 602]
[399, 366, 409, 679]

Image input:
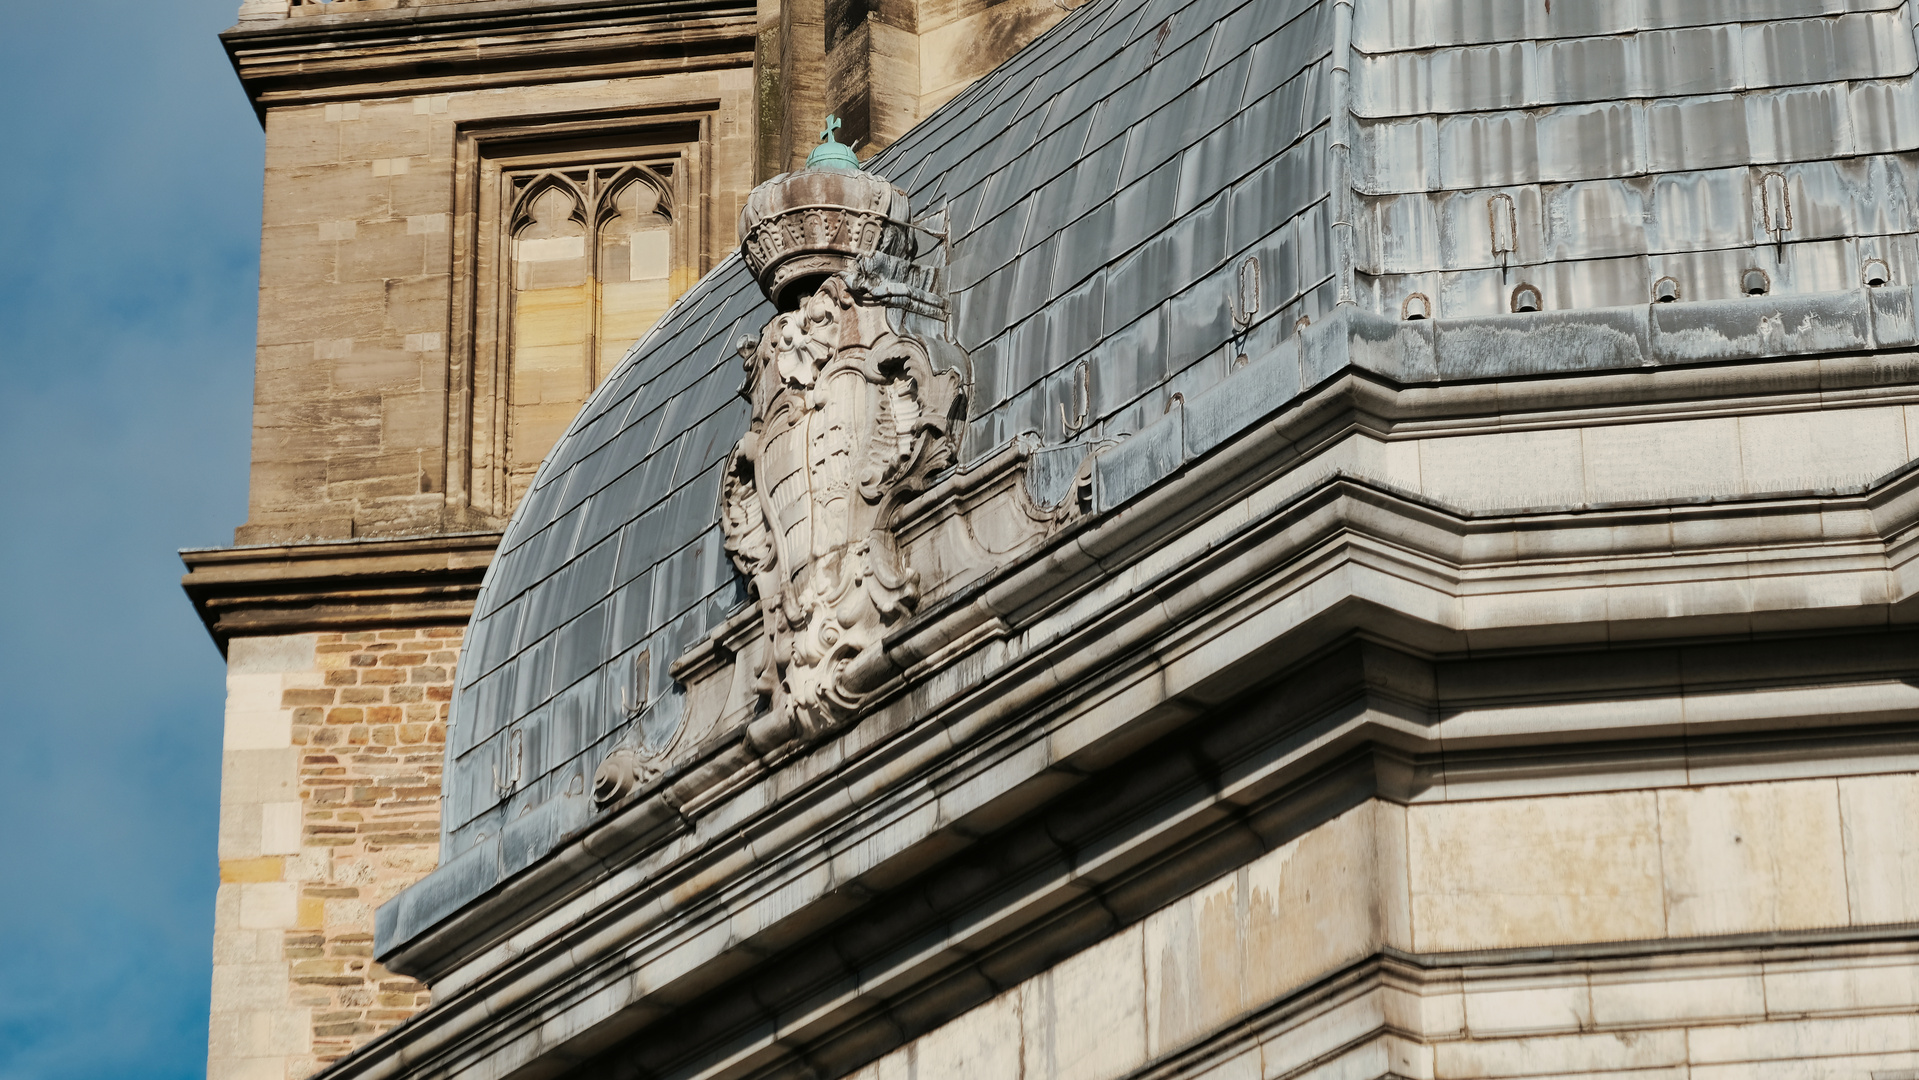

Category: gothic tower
[185, 0, 1060, 1075]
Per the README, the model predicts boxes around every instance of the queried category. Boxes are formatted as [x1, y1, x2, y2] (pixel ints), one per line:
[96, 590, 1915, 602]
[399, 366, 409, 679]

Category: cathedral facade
[193, 1, 1919, 1079]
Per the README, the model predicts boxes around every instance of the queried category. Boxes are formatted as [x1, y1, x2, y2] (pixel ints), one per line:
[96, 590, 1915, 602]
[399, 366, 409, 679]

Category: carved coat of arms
[721, 132, 964, 743]
[593, 124, 1069, 808]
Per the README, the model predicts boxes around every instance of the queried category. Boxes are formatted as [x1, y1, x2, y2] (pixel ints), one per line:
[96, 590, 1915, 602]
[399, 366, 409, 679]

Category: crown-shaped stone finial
[737, 117, 912, 308]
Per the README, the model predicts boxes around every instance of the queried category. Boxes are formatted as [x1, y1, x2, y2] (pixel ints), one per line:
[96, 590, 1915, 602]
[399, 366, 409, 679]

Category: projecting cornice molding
[341, 359, 1919, 1080]
[180, 532, 501, 651]
[221, 0, 755, 115]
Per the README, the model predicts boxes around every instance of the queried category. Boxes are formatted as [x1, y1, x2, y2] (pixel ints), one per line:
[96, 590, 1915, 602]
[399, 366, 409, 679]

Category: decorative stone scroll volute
[721, 123, 964, 746]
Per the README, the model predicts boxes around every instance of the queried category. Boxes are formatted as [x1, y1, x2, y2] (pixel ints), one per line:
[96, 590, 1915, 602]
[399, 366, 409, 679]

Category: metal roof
[388, 0, 1919, 948]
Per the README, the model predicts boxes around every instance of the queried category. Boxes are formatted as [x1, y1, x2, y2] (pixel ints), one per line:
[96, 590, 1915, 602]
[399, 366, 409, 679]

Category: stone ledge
[353, 699, 1919, 1080]
[349, 460, 1919, 1080]
[221, 0, 756, 116]
[1072, 932, 1919, 1080]
[181, 532, 501, 652]
[347, 343, 1919, 1080]
[223, 0, 752, 44]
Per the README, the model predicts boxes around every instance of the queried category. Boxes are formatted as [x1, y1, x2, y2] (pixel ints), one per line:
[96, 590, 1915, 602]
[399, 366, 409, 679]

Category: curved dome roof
[439, 0, 1344, 868]
[410, 0, 1919, 929]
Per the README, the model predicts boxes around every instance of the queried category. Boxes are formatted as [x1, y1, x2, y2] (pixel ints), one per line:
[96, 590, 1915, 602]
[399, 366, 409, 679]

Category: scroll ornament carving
[592, 122, 1064, 806]
[591, 745, 658, 808]
[721, 274, 963, 747]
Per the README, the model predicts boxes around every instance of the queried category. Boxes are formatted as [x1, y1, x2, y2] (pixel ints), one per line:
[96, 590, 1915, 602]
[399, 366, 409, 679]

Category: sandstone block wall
[212, 629, 462, 1080]
[848, 784, 1919, 1080]
[243, 70, 755, 545]
[762, 0, 1068, 169]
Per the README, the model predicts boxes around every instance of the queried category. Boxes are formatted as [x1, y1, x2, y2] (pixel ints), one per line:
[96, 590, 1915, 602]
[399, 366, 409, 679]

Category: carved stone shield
[721, 277, 961, 742]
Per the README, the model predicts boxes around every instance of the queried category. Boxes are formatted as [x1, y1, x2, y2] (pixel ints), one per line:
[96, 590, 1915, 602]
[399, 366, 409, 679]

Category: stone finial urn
[737, 121, 913, 309]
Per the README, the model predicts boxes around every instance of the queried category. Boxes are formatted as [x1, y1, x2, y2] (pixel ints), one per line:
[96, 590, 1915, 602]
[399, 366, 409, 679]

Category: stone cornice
[1111, 931, 1919, 1080]
[332, 357, 1919, 1080]
[221, 0, 755, 117]
[180, 532, 501, 652]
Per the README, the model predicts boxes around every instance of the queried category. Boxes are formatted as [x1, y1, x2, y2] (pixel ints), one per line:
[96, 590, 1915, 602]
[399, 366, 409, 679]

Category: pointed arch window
[500, 163, 683, 505]
[447, 113, 716, 524]
[594, 168, 676, 379]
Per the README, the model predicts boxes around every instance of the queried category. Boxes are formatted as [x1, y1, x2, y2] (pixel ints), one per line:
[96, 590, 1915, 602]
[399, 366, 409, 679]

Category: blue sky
[0, 1, 261, 1076]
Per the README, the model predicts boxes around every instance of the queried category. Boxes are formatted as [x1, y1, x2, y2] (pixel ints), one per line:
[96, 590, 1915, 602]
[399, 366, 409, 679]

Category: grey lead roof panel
[386, 0, 1919, 947]
[440, 0, 1340, 868]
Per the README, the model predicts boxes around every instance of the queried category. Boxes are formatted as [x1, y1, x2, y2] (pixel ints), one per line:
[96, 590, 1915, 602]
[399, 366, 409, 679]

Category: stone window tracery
[445, 115, 714, 525]
[503, 166, 678, 503]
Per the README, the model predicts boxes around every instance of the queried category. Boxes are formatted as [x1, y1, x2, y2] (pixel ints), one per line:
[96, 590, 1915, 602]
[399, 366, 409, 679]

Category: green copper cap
[805, 114, 861, 170]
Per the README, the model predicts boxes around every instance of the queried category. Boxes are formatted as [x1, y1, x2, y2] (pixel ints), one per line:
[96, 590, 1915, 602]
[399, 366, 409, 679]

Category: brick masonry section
[288, 628, 460, 1069]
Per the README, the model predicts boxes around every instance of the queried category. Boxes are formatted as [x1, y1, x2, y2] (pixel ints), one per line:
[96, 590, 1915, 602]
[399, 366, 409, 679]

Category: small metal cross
[819, 115, 843, 143]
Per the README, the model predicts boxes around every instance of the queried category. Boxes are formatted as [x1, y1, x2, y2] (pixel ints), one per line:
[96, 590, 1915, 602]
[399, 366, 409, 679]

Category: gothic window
[447, 114, 712, 525]
[595, 171, 675, 381]
[508, 181, 592, 482]
[500, 164, 680, 505]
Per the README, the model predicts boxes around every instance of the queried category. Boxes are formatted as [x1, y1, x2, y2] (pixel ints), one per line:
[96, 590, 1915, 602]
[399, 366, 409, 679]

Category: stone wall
[759, 0, 1066, 170]
[211, 629, 462, 1080]
[847, 784, 1919, 1080]
[294, 628, 460, 1068]
[240, 71, 756, 545]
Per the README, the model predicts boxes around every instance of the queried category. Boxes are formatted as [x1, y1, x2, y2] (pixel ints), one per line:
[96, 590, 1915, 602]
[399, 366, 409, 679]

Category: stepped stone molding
[383, 349, 1919, 981]
[181, 533, 500, 650]
[362, 355, 1919, 1080]
[221, 0, 756, 113]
